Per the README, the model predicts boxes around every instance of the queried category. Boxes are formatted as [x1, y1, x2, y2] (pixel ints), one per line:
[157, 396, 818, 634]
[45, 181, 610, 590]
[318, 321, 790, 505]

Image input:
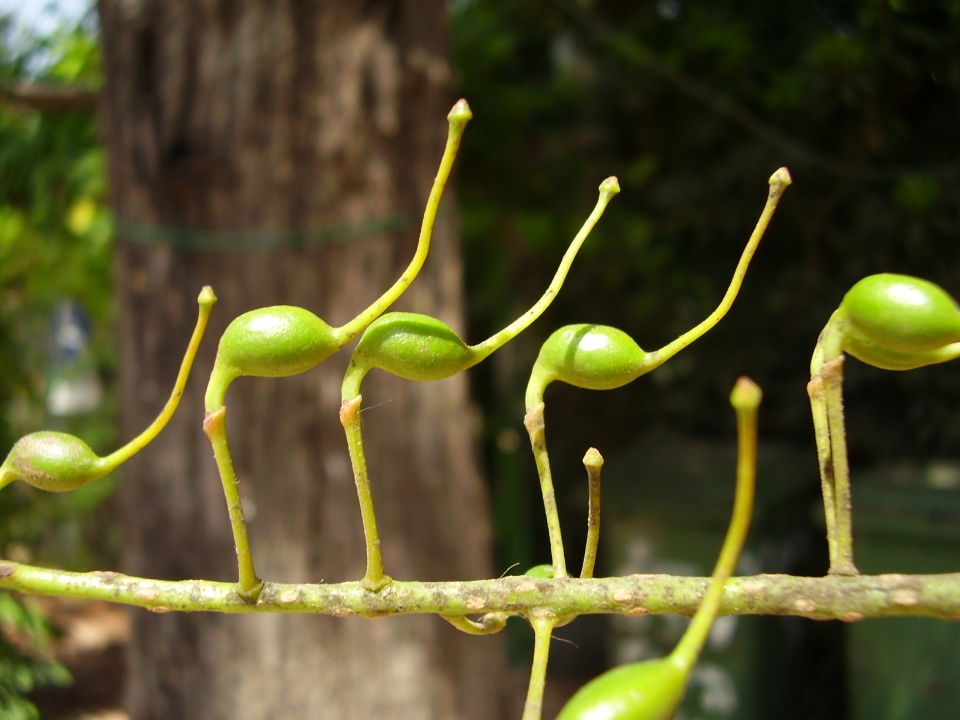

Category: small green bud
[198, 285, 217, 309]
[523, 564, 554, 579]
[599, 176, 621, 198]
[351, 312, 473, 382]
[729, 376, 762, 411]
[206, 306, 340, 410]
[557, 658, 688, 720]
[447, 98, 473, 125]
[0, 431, 105, 492]
[535, 325, 647, 391]
[582, 447, 604, 470]
[841, 274, 960, 356]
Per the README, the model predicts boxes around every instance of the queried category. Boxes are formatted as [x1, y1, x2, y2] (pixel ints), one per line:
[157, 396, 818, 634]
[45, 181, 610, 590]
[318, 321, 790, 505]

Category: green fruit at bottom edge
[841, 274, 960, 355]
[536, 325, 647, 391]
[353, 312, 473, 381]
[557, 659, 688, 720]
[2, 431, 103, 492]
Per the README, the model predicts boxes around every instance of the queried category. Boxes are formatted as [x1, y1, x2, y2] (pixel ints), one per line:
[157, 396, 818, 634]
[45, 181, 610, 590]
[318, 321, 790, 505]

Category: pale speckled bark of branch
[3, 563, 960, 621]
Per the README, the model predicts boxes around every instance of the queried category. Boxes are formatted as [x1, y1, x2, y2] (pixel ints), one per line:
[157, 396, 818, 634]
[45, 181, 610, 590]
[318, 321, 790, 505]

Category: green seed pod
[0, 431, 104, 492]
[206, 306, 340, 409]
[525, 325, 648, 408]
[535, 325, 647, 390]
[835, 274, 960, 370]
[351, 312, 472, 383]
[557, 658, 688, 720]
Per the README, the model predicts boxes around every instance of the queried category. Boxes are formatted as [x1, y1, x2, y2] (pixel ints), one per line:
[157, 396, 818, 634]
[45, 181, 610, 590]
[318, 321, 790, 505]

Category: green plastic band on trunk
[116, 214, 410, 252]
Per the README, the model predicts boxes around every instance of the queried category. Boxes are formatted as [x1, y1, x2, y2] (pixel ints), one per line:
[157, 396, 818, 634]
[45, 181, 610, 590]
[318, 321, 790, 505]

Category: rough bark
[97, 1, 502, 718]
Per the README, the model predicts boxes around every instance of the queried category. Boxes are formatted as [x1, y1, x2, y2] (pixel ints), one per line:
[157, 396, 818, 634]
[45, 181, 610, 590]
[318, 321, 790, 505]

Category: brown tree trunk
[97, 1, 503, 718]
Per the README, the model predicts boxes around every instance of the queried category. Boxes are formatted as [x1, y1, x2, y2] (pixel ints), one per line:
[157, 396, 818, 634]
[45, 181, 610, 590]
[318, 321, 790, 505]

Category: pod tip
[448, 98, 473, 124]
[730, 376, 763, 410]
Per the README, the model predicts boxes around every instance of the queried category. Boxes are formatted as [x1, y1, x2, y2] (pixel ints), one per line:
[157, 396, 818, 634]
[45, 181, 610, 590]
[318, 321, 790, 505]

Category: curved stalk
[467, 177, 619, 364]
[203, 408, 262, 600]
[821, 357, 858, 575]
[807, 375, 838, 564]
[642, 168, 791, 370]
[524, 404, 567, 578]
[102, 287, 216, 469]
[522, 616, 558, 720]
[441, 612, 509, 635]
[340, 396, 391, 591]
[648, 167, 793, 371]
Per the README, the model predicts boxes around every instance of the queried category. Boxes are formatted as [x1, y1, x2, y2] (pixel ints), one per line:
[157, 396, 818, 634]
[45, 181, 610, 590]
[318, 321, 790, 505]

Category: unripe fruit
[1, 431, 104, 492]
[832, 274, 960, 371]
[217, 307, 340, 377]
[206, 307, 340, 409]
[557, 658, 687, 720]
[842, 274, 960, 355]
[351, 313, 472, 382]
[535, 325, 647, 391]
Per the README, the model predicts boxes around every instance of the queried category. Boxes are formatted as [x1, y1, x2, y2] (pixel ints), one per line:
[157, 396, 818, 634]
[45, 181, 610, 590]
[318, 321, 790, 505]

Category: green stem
[644, 168, 791, 369]
[581, 448, 603, 580]
[524, 364, 554, 413]
[340, 396, 392, 591]
[441, 612, 508, 635]
[334, 100, 472, 344]
[524, 403, 567, 578]
[807, 375, 838, 565]
[468, 178, 620, 364]
[203, 407, 262, 600]
[521, 616, 558, 720]
[102, 287, 216, 469]
[822, 357, 858, 575]
[672, 378, 759, 671]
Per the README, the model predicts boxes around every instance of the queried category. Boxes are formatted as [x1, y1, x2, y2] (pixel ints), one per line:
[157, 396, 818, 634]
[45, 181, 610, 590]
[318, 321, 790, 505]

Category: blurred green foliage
[0, 13, 112, 714]
[0, 592, 70, 720]
[0, 14, 115, 570]
[452, 0, 960, 570]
